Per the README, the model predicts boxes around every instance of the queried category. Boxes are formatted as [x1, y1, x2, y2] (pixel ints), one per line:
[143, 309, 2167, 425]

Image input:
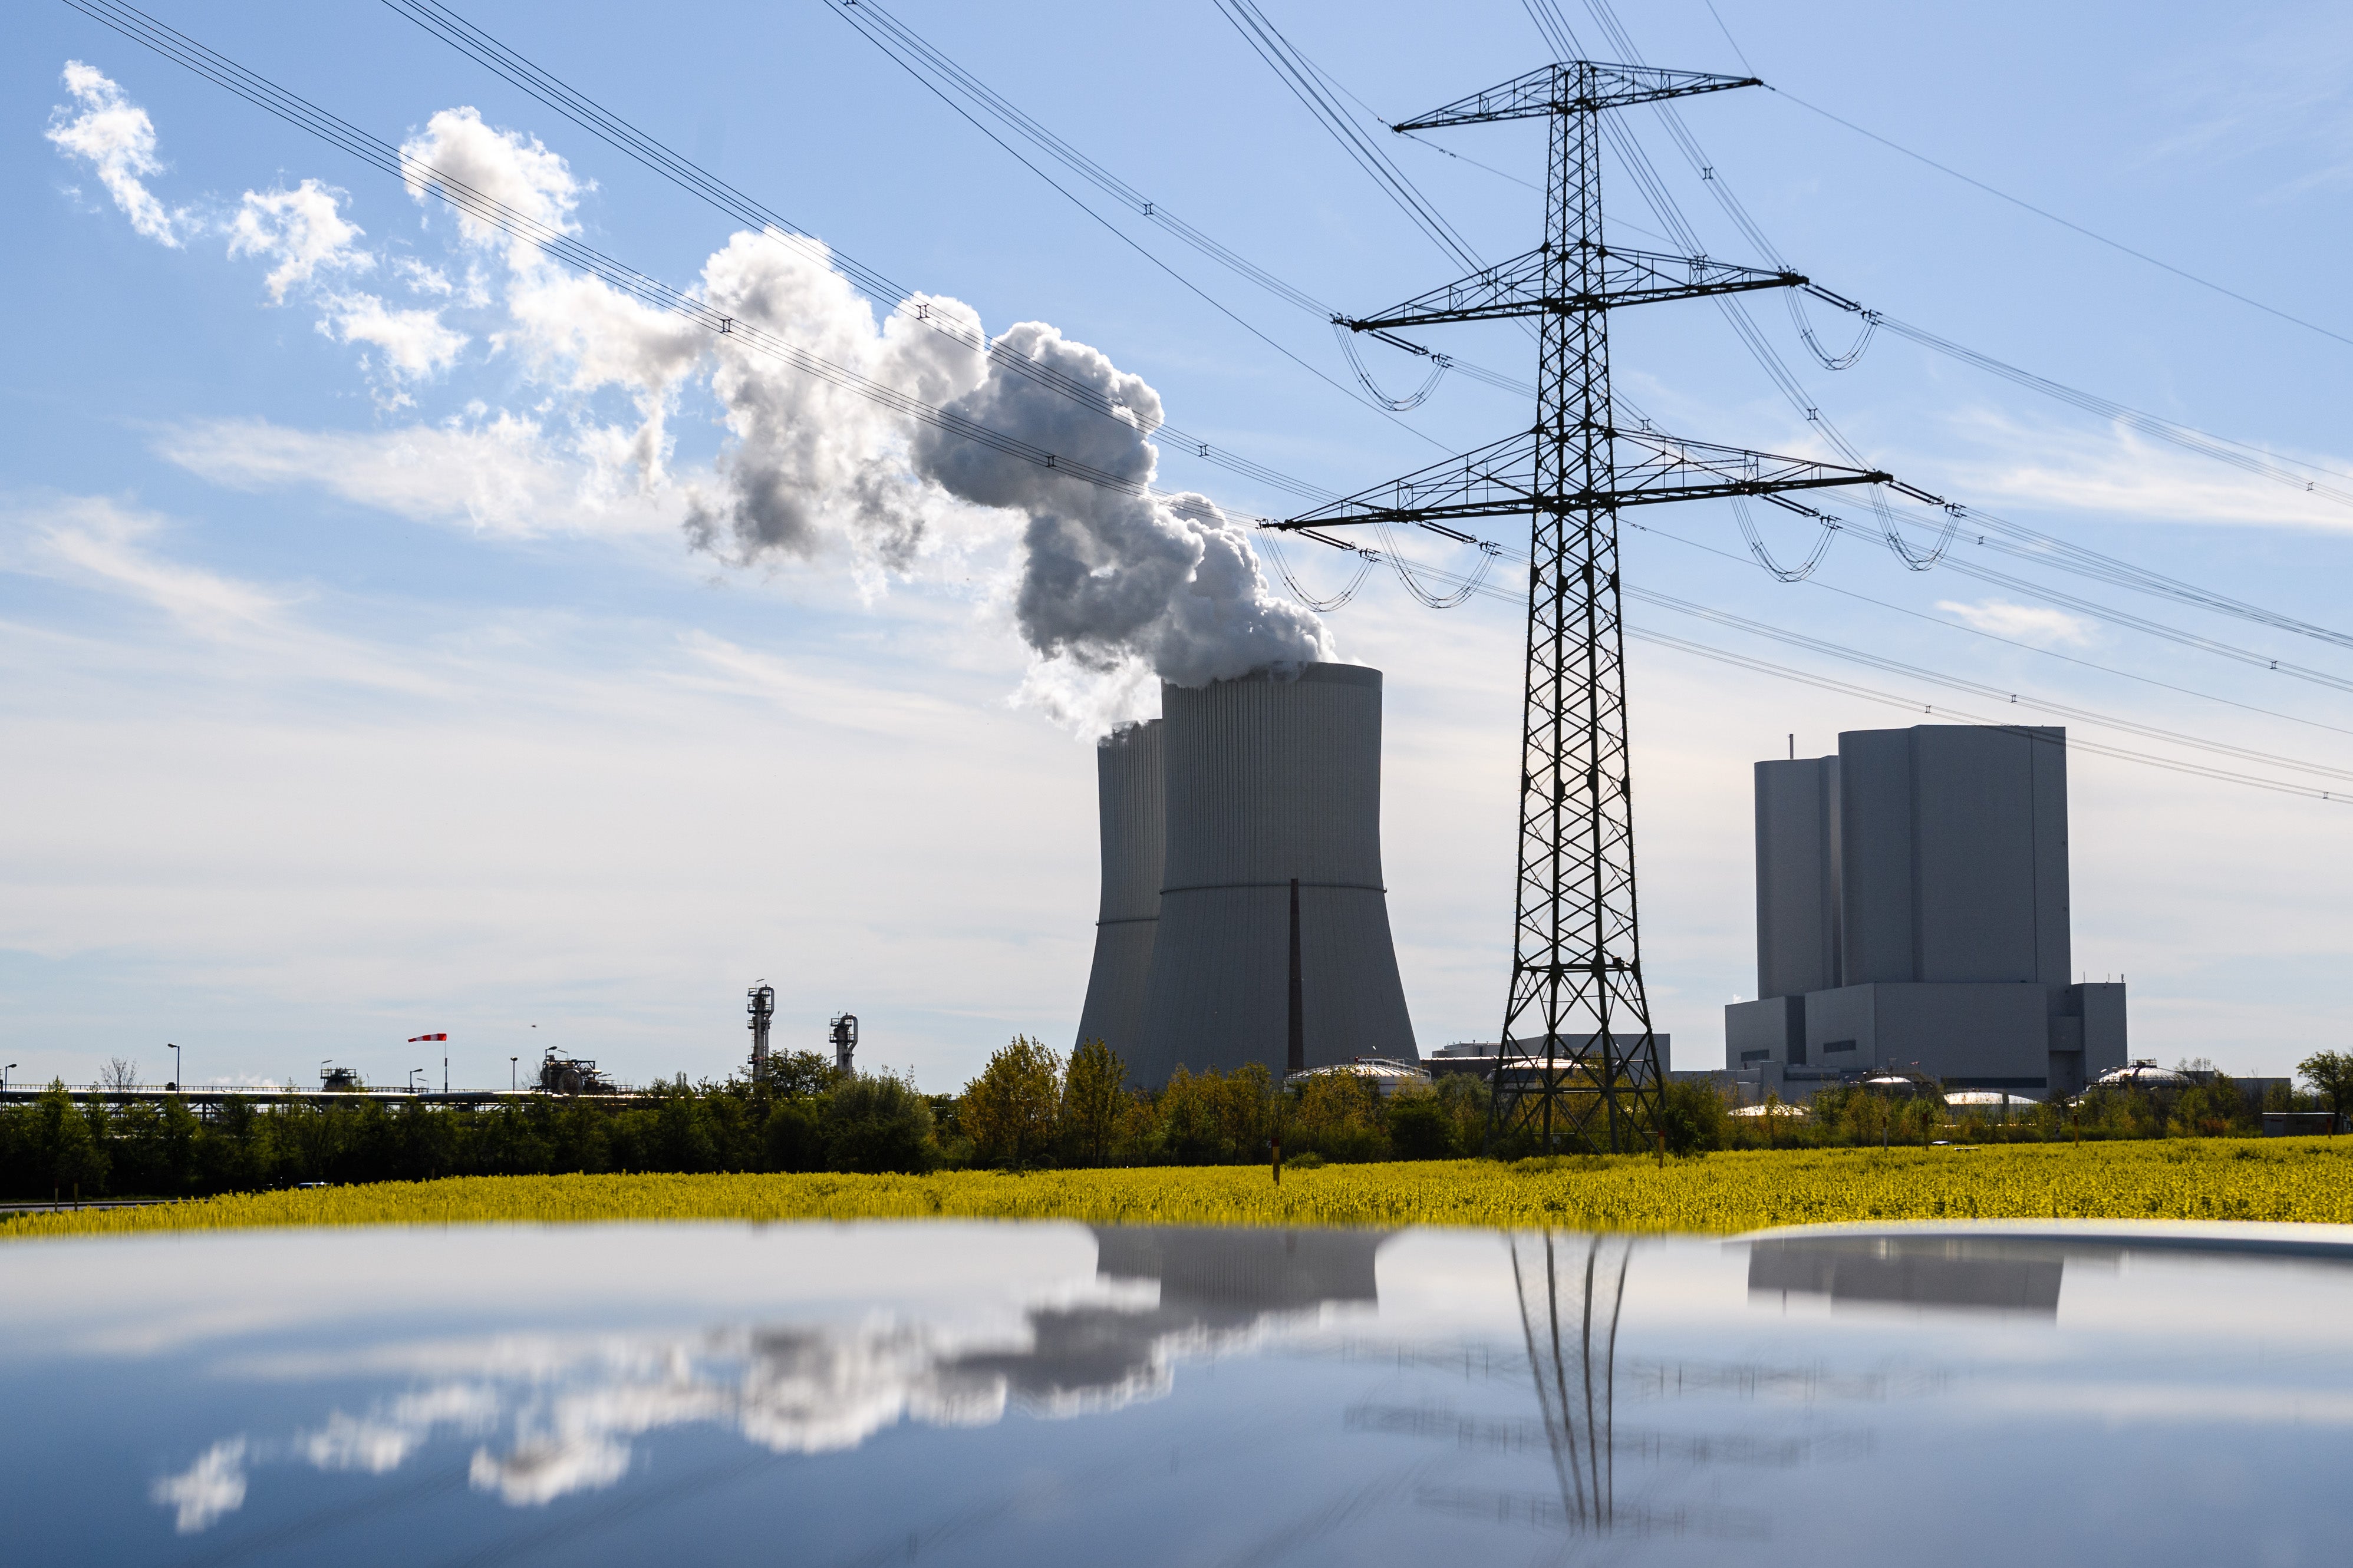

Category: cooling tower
[1132, 663, 1416, 1086]
[1075, 719, 1164, 1061]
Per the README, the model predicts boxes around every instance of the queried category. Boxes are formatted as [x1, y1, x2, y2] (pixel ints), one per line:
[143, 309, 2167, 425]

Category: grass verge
[8, 1137, 2352, 1240]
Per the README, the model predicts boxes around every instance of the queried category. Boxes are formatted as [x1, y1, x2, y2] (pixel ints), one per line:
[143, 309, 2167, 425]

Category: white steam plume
[60, 82, 1331, 732]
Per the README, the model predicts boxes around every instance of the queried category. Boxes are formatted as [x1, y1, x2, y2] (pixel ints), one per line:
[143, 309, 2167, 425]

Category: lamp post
[168, 1042, 181, 1093]
[3, 1064, 14, 1097]
[408, 1067, 424, 1094]
[510, 1057, 518, 1091]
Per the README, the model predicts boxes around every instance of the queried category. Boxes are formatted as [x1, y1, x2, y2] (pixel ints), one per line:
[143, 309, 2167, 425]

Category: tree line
[2, 1042, 2345, 1201]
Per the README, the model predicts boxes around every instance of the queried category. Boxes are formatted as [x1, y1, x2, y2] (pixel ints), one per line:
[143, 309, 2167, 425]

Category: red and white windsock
[407, 1033, 448, 1042]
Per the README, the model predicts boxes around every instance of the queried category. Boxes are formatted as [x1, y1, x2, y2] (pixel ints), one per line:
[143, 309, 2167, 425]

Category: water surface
[2, 1218, 2348, 1566]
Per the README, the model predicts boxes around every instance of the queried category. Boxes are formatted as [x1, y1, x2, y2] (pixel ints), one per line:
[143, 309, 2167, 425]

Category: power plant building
[1722, 724, 2125, 1098]
[1078, 663, 1418, 1087]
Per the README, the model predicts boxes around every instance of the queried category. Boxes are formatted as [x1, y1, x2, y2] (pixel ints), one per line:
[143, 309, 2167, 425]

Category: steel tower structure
[1271, 61, 1889, 1150]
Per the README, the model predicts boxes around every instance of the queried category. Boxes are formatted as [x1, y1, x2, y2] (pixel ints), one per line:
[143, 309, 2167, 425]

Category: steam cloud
[50, 69, 1333, 729]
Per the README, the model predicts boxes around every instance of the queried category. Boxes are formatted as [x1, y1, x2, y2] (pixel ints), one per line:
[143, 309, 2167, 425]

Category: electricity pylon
[1270, 61, 1889, 1151]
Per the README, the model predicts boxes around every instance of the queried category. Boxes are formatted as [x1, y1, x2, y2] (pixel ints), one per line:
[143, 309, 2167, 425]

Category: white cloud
[153, 415, 669, 538]
[45, 60, 183, 245]
[150, 1439, 246, 1534]
[1935, 412, 2353, 532]
[318, 291, 470, 381]
[398, 106, 585, 257]
[1936, 598, 2096, 645]
[227, 180, 372, 301]
[15, 495, 285, 636]
[394, 256, 455, 296]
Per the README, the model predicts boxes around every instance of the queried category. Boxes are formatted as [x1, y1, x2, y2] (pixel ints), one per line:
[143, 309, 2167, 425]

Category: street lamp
[408, 1067, 424, 1093]
[168, 1042, 181, 1092]
[510, 1057, 518, 1091]
[3, 1064, 14, 1097]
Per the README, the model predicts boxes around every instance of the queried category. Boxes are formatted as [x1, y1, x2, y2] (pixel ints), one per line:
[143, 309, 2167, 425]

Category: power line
[61, 0, 1307, 521]
[1271, 525, 2353, 802]
[1621, 511, 2353, 742]
[373, 0, 1356, 503]
[1768, 85, 2353, 354]
[846, 0, 2353, 663]
[1211, 0, 1488, 276]
[1552, 0, 2353, 652]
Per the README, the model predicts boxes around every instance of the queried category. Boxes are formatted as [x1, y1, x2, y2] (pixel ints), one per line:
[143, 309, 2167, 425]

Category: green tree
[35, 1081, 110, 1197]
[961, 1036, 1064, 1168]
[822, 1074, 937, 1173]
[2299, 1051, 2353, 1132]
[1059, 1039, 1128, 1167]
[1656, 1080, 1728, 1155]
[1384, 1085, 1458, 1159]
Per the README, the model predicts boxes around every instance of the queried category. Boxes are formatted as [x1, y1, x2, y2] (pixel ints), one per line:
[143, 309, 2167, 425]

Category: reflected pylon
[1509, 1232, 1632, 1531]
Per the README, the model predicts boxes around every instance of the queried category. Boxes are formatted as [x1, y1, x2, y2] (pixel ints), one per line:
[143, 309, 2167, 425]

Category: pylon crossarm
[1345, 245, 1804, 331]
[1397, 61, 1761, 130]
[1607, 427, 1889, 507]
[1270, 431, 1541, 530]
[1270, 427, 1889, 533]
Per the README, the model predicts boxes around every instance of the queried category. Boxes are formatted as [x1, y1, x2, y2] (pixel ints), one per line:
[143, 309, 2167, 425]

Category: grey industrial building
[1721, 724, 2125, 1099]
[1077, 663, 1419, 1087]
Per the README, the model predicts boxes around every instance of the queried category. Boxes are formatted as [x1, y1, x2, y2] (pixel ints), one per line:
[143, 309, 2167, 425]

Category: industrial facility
[1721, 724, 2126, 1099]
[1077, 662, 1418, 1087]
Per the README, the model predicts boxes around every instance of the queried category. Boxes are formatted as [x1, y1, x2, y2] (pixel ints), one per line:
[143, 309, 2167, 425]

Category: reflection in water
[1412, 1236, 1771, 1543]
[150, 1226, 1392, 1534]
[1748, 1235, 2067, 1316]
[1514, 1232, 1629, 1531]
[2, 1220, 2334, 1564]
[952, 1227, 1387, 1412]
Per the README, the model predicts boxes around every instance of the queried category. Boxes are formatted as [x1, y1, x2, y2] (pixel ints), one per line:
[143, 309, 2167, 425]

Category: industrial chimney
[1131, 663, 1416, 1085]
[1075, 719, 1165, 1062]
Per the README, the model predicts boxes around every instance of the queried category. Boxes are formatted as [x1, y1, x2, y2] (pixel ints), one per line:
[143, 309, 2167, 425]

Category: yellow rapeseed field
[8, 1138, 2351, 1240]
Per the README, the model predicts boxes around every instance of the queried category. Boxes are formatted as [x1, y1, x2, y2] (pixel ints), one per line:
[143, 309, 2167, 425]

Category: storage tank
[1132, 663, 1417, 1085]
[1075, 719, 1164, 1062]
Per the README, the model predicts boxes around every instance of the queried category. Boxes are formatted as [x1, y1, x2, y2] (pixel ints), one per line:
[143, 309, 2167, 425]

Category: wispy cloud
[151, 416, 665, 539]
[45, 60, 184, 245]
[1936, 598, 2095, 645]
[1926, 410, 2353, 532]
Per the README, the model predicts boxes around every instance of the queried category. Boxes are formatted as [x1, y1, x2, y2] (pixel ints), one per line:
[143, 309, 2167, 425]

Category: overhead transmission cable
[61, 0, 1329, 520]
[1764, 86, 2353, 355]
[1622, 512, 2353, 742]
[372, 0, 1353, 503]
[1528, 0, 1953, 572]
[74, 0, 2348, 746]
[836, 0, 2353, 667]
[1554, 0, 2353, 661]
[825, 0, 1530, 408]
[1270, 528, 2353, 801]
[1211, 0, 1487, 276]
[1196, 1, 2353, 666]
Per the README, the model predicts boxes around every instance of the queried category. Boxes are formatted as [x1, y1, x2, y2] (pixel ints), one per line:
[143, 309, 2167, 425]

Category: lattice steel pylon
[1270, 61, 1890, 1150]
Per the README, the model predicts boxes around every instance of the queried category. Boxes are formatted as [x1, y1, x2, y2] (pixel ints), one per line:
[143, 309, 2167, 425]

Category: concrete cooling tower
[1126, 662, 1418, 1086]
[1074, 719, 1164, 1063]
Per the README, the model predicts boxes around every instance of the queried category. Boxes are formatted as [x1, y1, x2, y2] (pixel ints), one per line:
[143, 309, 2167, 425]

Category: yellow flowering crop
[8, 1138, 2350, 1242]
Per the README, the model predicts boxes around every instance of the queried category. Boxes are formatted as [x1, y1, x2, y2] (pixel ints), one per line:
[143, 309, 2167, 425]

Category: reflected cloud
[149, 1226, 1393, 1530]
[150, 1438, 246, 1534]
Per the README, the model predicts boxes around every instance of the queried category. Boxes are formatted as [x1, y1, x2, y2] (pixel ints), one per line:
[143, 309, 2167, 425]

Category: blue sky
[6, 0, 2350, 1092]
